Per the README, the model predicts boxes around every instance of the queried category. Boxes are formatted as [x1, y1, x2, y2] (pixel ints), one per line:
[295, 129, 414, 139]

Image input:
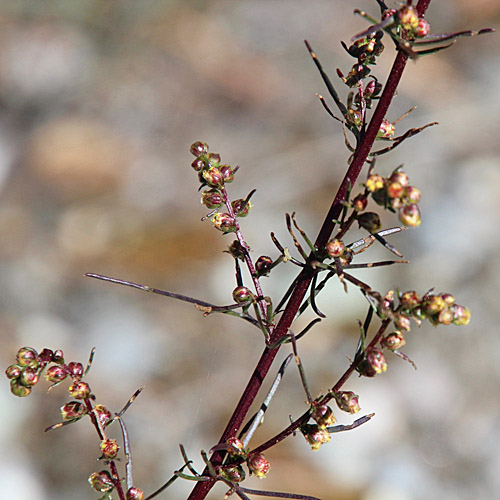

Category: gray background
[0, 1, 499, 499]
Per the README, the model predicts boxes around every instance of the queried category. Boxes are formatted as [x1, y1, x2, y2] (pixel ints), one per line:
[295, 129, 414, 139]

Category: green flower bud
[5, 364, 22, 380]
[69, 381, 91, 399]
[10, 379, 31, 397]
[334, 391, 361, 414]
[357, 212, 381, 232]
[16, 347, 39, 368]
[100, 438, 119, 460]
[19, 367, 39, 387]
[88, 470, 114, 493]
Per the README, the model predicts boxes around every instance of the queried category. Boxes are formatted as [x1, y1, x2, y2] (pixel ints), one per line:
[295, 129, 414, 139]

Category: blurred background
[0, 1, 499, 499]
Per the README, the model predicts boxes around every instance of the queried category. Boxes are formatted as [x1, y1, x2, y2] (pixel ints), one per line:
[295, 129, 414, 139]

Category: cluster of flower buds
[384, 5, 431, 40]
[190, 141, 252, 234]
[299, 403, 336, 451]
[364, 169, 422, 227]
[5, 346, 65, 397]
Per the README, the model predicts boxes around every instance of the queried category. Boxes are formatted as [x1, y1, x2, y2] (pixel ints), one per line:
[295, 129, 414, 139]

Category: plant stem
[187, 2, 431, 498]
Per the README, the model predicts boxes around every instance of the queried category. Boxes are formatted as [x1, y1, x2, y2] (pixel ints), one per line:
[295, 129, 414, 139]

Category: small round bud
[334, 391, 361, 414]
[190, 141, 209, 157]
[220, 165, 235, 183]
[16, 347, 39, 368]
[255, 256, 273, 276]
[212, 213, 237, 233]
[365, 173, 384, 192]
[302, 424, 331, 450]
[415, 18, 431, 37]
[357, 212, 381, 232]
[247, 453, 270, 478]
[398, 203, 421, 227]
[227, 240, 246, 260]
[69, 381, 91, 399]
[440, 293, 455, 305]
[388, 171, 409, 188]
[226, 437, 246, 456]
[450, 304, 471, 326]
[346, 107, 363, 126]
[312, 404, 336, 429]
[126, 487, 145, 500]
[201, 189, 223, 209]
[61, 401, 87, 421]
[38, 348, 54, 364]
[45, 365, 68, 384]
[19, 367, 39, 387]
[88, 470, 114, 493]
[421, 294, 446, 316]
[5, 364, 22, 380]
[53, 350, 65, 364]
[382, 290, 396, 311]
[437, 308, 454, 325]
[10, 379, 31, 397]
[381, 331, 405, 351]
[326, 239, 345, 258]
[400, 290, 420, 310]
[404, 185, 421, 203]
[100, 438, 119, 460]
[206, 152, 221, 167]
[231, 199, 252, 217]
[398, 5, 419, 31]
[220, 465, 246, 483]
[386, 181, 404, 199]
[338, 248, 353, 266]
[67, 362, 84, 379]
[377, 119, 395, 138]
[232, 286, 253, 304]
[191, 158, 205, 172]
[202, 167, 224, 187]
[393, 312, 411, 332]
[352, 194, 368, 212]
[365, 347, 387, 375]
[94, 404, 112, 427]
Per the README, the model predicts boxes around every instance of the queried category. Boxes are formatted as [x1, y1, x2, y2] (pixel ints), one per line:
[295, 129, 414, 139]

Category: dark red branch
[187, 2, 431, 498]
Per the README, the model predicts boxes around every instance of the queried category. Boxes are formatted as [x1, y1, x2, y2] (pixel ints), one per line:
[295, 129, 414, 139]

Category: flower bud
[226, 437, 246, 456]
[404, 185, 421, 203]
[61, 401, 87, 421]
[212, 213, 237, 233]
[247, 453, 270, 478]
[346, 107, 363, 126]
[386, 181, 404, 199]
[421, 294, 446, 316]
[382, 290, 396, 310]
[5, 364, 22, 380]
[357, 212, 381, 232]
[232, 286, 253, 304]
[69, 381, 91, 399]
[365, 79, 382, 99]
[231, 199, 252, 217]
[206, 152, 221, 167]
[365, 173, 384, 192]
[398, 5, 419, 31]
[220, 465, 245, 483]
[38, 348, 54, 364]
[220, 165, 235, 183]
[312, 404, 336, 429]
[388, 171, 409, 188]
[227, 240, 246, 260]
[255, 255, 273, 276]
[10, 379, 31, 397]
[363, 347, 387, 376]
[377, 119, 395, 138]
[398, 203, 421, 227]
[53, 350, 64, 364]
[450, 304, 471, 326]
[201, 190, 223, 209]
[352, 194, 368, 212]
[100, 438, 119, 460]
[202, 167, 224, 187]
[381, 331, 405, 350]
[45, 365, 68, 384]
[16, 347, 38, 368]
[126, 487, 145, 500]
[19, 367, 39, 387]
[191, 158, 205, 172]
[437, 308, 454, 325]
[94, 404, 112, 427]
[334, 391, 361, 414]
[440, 293, 455, 305]
[338, 248, 353, 266]
[393, 312, 411, 332]
[326, 239, 345, 258]
[415, 18, 431, 38]
[88, 470, 114, 492]
[400, 290, 420, 310]
[190, 141, 209, 157]
[302, 424, 331, 450]
[67, 362, 84, 379]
